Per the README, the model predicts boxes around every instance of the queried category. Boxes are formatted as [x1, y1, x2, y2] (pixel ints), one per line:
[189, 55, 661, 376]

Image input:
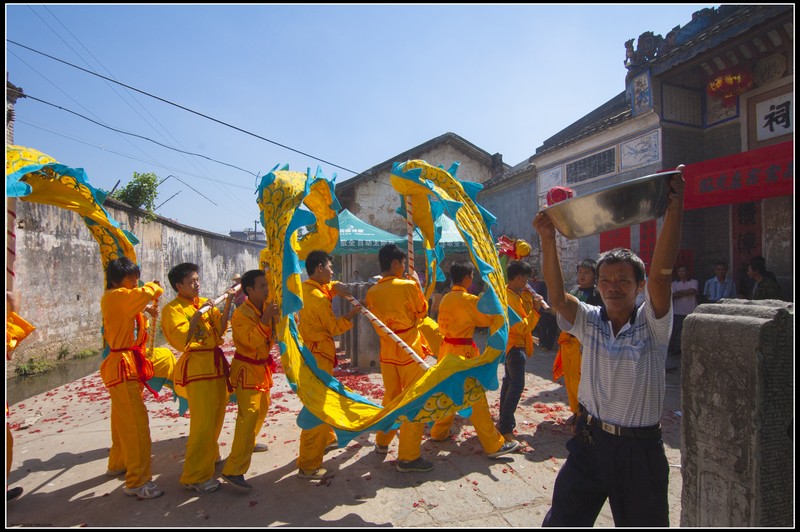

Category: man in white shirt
[533, 169, 685, 527]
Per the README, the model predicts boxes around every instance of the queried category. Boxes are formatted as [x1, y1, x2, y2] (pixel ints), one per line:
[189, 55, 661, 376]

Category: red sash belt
[392, 326, 413, 334]
[443, 337, 477, 348]
[109, 346, 158, 397]
[186, 346, 233, 392]
[234, 351, 277, 374]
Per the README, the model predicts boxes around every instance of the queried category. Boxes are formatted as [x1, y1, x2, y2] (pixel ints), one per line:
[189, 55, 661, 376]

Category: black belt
[585, 414, 661, 439]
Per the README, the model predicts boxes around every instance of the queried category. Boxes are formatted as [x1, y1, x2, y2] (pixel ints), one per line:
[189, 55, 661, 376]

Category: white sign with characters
[756, 93, 792, 142]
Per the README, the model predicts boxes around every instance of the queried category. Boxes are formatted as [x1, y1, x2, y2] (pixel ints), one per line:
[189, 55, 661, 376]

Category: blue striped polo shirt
[557, 289, 672, 428]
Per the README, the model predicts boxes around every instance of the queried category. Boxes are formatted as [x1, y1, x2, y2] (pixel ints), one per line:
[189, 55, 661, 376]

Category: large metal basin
[541, 170, 679, 239]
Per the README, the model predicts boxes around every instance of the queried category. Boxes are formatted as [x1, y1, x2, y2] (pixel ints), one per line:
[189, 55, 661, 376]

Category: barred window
[566, 148, 616, 184]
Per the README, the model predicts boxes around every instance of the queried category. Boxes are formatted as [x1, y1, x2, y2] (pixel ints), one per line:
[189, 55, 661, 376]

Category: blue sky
[6, 4, 715, 236]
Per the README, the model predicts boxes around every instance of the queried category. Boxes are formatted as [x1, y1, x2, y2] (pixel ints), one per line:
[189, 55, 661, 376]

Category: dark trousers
[542, 415, 670, 527]
[667, 314, 687, 356]
[497, 348, 527, 434]
[535, 312, 559, 350]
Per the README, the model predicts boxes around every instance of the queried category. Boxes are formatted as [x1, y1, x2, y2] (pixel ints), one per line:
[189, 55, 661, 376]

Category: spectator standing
[667, 265, 698, 370]
[703, 260, 737, 303]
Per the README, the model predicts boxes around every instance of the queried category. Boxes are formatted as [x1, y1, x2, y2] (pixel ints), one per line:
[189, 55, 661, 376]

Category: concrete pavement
[6, 337, 683, 527]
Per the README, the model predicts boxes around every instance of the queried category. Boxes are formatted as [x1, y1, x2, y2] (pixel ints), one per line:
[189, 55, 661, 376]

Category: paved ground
[6, 335, 683, 528]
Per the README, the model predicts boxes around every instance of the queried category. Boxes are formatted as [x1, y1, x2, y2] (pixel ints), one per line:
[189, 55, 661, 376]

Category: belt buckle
[600, 420, 620, 436]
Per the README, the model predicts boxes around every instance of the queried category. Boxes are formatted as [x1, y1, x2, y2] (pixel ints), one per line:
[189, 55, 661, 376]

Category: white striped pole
[344, 294, 430, 370]
[405, 195, 415, 274]
[148, 296, 160, 357]
[184, 283, 241, 349]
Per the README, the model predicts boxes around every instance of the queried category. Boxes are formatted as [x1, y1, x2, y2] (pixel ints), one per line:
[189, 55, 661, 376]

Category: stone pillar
[335, 282, 381, 372]
[681, 299, 793, 526]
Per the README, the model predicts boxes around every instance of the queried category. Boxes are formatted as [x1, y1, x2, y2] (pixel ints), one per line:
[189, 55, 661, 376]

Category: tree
[112, 172, 159, 220]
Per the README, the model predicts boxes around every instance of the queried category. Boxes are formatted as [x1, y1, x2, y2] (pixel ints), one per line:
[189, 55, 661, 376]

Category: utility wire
[10, 87, 260, 177]
[37, 6, 240, 205]
[37, 7, 223, 186]
[16, 118, 254, 191]
[8, 39, 361, 175]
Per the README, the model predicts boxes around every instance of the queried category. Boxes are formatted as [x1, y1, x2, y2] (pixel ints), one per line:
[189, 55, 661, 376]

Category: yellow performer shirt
[365, 276, 429, 365]
[162, 295, 228, 386]
[229, 299, 274, 392]
[298, 279, 352, 365]
[437, 286, 496, 360]
[100, 282, 164, 387]
[506, 287, 540, 356]
[6, 312, 36, 354]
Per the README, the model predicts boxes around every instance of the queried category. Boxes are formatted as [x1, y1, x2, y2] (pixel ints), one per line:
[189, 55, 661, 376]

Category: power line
[38, 6, 232, 202]
[10, 87, 260, 178]
[15, 118, 254, 192]
[8, 39, 361, 175]
[37, 6, 239, 205]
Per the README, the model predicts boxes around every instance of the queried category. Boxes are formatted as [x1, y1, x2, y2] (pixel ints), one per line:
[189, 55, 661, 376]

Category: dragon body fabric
[259, 161, 512, 445]
[6, 144, 139, 268]
[6, 144, 186, 411]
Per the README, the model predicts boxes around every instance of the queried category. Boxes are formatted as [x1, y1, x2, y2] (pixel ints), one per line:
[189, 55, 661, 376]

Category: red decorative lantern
[707, 67, 753, 107]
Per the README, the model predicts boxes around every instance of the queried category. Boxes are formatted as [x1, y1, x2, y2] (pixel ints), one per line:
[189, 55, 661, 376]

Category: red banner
[682, 141, 793, 210]
[639, 220, 657, 275]
[600, 227, 630, 253]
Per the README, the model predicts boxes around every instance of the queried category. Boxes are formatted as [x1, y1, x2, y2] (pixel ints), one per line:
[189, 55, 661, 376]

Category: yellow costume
[557, 333, 582, 415]
[6, 312, 35, 354]
[296, 279, 352, 472]
[365, 276, 429, 461]
[162, 295, 229, 485]
[506, 288, 539, 357]
[221, 299, 275, 478]
[554, 287, 600, 416]
[7, 312, 35, 482]
[430, 287, 505, 453]
[99, 282, 164, 490]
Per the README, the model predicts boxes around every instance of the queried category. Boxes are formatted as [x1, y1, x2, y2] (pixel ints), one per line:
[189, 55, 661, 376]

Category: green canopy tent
[333, 208, 409, 255]
[332, 209, 466, 255]
[425, 212, 467, 253]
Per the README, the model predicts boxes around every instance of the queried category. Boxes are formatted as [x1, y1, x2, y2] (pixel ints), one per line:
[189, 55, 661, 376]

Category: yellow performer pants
[149, 347, 175, 381]
[430, 380, 505, 454]
[180, 377, 228, 485]
[222, 387, 270, 476]
[7, 423, 13, 477]
[376, 362, 425, 462]
[107, 379, 152, 489]
[297, 357, 337, 472]
[558, 332, 583, 415]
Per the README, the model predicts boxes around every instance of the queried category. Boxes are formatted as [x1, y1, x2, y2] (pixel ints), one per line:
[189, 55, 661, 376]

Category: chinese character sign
[756, 93, 793, 142]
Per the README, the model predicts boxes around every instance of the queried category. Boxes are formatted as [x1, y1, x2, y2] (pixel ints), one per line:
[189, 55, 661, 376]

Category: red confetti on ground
[533, 402, 566, 414]
[335, 373, 383, 400]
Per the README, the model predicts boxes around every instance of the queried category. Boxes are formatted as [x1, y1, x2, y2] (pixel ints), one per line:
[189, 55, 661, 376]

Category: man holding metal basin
[533, 166, 685, 527]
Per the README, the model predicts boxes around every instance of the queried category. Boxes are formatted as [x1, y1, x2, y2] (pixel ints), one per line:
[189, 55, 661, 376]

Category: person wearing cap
[533, 169, 684, 527]
[232, 274, 247, 308]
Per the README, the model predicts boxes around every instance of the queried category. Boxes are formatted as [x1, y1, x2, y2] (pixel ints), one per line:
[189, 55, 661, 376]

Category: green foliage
[57, 345, 70, 360]
[112, 172, 160, 221]
[14, 357, 56, 376]
[72, 349, 99, 360]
